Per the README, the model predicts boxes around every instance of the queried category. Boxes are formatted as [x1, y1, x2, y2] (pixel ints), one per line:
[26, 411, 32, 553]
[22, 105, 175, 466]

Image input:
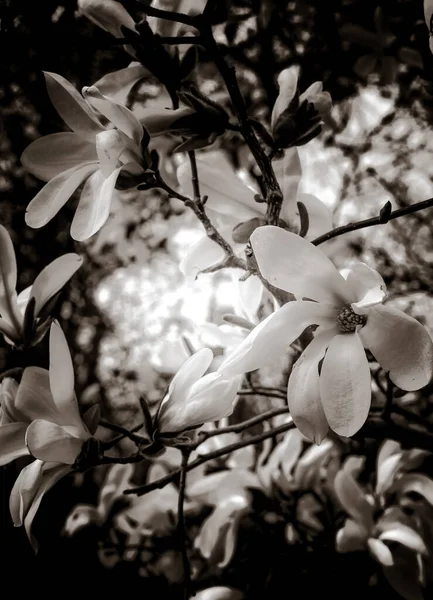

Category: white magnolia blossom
[218, 226, 433, 443]
[0, 224, 82, 346]
[155, 348, 242, 437]
[77, 0, 135, 38]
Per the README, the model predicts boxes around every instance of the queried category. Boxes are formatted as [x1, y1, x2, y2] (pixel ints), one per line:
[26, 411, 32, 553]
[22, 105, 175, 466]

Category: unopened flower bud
[77, 0, 135, 38]
[271, 66, 299, 129]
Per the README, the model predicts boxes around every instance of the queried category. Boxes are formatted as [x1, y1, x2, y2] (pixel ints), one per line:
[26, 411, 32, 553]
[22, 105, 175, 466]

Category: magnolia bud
[271, 66, 299, 129]
[77, 0, 135, 38]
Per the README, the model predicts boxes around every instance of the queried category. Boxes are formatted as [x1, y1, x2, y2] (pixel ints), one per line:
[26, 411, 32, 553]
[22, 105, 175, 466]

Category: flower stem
[178, 448, 193, 599]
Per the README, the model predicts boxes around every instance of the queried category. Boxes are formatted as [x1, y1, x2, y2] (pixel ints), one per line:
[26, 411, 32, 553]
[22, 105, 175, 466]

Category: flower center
[336, 305, 366, 333]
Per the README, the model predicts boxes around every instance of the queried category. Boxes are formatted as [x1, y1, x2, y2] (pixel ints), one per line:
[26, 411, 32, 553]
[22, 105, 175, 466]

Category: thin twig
[196, 406, 289, 440]
[99, 420, 148, 445]
[178, 449, 193, 599]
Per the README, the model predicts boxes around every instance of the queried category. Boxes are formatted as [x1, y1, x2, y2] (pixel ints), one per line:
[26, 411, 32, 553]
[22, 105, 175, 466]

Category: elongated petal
[336, 519, 369, 552]
[0, 422, 29, 465]
[320, 332, 371, 437]
[44, 72, 104, 141]
[360, 305, 433, 391]
[21, 133, 98, 182]
[70, 166, 121, 241]
[368, 538, 394, 566]
[180, 235, 225, 279]
[92, 65, 148, 104]
[395, 473, 433, 505]
[288, 328, 335, 444]
[83, 86, 143, 144]
[25, 162, 98, 228]
[297, 193, 333, 240]
[376, 453, 402, 497]
[273, 148, 302, 226]
[49, 321, 82, 428]
[0, 225, 20, 327]
[168, 348, 213, 401]
[14, 367, 59, 423]
[234, 273, 264, 323]
[271, 66, 298, 128]
[250, 226, 350, 303]
[26, 419, 85, 464]
[10, 459, 45, 526]
[77, 0, 136, 38]
[95, 129, 129, 177]
[345, 263, 387, 311]
[382, 545, 424, 600]
[30, 254, 83, 318]
[177, 158, 260, 221]
[379, 526, 427, 555]
[334, 469, 374, 530]
[218, 301, 335, 378]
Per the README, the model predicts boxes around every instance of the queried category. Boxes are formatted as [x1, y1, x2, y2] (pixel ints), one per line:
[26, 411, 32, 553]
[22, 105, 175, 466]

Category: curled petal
[345, 263, 387, 311]
[83, 86, 143, 144]
[0, 422, 29, 466]
[394, 473, 433, 506]
[368, 538, 394, 566]
[336, 519, 369, 553]
[9, 459, 45, 526]
[379, 525, 427, 555]
[288, 328, 335, 444]
[180, 235, 225, 279]
[218, 301, 336, 378]
[31, 254, 83, 318]
[21, 133, 97, 181]
[168, 348, 214, 402]
[334, 468, 374, 531]
[43, 72, 104, 141]
[320, 332, 371, 437]
[25, 162, 98, 229]
[26, 419, 86, 464]
[376, 452, 402, 497]
[250, 226, 350, 304]
[297, 193, 333, 240]
[360, 305, 433, 390]
[70, 166, 122, 241]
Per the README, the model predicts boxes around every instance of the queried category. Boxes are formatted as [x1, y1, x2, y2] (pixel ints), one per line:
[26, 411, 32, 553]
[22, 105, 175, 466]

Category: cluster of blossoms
[2, 1, 433, 597]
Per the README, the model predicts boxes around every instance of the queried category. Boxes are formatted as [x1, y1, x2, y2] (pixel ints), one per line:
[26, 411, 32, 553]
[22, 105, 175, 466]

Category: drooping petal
[30, 254, 83, 318]
[14, 367, 59, 423]
[273, 148, 302, 226]
[25, 162, 98, 228]
[177, 157, 260, 221]
[336, 519, 369, 553]
[345, 263, 387, 311]
[368, 538, 394, 566]
[0, 225, 20, 328]
[179, 235, 225, 279]
[26, 419, 86, 464]
[0, 422, 29, 466]
[21, 133, 98, 182]
[297, 193, 334, 240]
[359, 305, 433, 391]
[82, 86, 143, 144]
[77, 0, 136, 38]
[9, 459, 45, 526]
[382, 545, 424, 600]
[250, 226, 350, 304]
[49, 321, 82, 428]
[394, 473, 433, 506]
[334, 468, 374, 531]
[287, 328, 335, 444]
[320, 332, 371, 437]
[379, 525, 427, 555]
[92, 65, 149, 105]
[70, 166, 122, 241]
[43, 72, 104, 141]
[376, 452, 402, 497]
[218, 301, 336, 378]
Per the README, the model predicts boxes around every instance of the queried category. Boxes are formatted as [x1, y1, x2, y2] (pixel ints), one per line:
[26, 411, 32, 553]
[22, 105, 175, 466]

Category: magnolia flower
[177, 149, 332, 280]
[271, 66, 332, 148]
[21, 72, 148, 241]
[425, 0, 433, 53]
[77, 0, 135, 38]
[0, 322, 99, 547]
[154, 348, 242, 441]
[0, 225, 82, 346]
[218, 227, 433, 443]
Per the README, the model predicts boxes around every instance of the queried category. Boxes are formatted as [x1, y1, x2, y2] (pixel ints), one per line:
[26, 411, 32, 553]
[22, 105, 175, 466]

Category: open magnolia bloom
[0, 322, 99, 547]
[154, 348, 242, 442]
[218, 226, 433, 443]
[177, 149, 333, 279]
[21, 72, 149, 241]
[0, 225, 82, 347]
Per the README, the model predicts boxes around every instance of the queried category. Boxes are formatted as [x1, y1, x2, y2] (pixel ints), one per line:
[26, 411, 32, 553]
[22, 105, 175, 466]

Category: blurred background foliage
[2, 0, 433, 596]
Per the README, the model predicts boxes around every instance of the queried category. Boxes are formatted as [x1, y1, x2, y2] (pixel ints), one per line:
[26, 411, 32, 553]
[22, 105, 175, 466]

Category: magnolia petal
[21, 133, 97, 182]
[30, 253, 83, 318]
[336, 519, 369, 553]
[288, 328, 334, 444]
[368, 538, 394, 566]
[297, 193, 334, 240]
[218, 301, 336, 378]
[320, 332, 371, 437]
[194, 588, 244, 600]
[25, 162, 98, 228]
[140, 106, 195, 136]
[43, 72, 104, 141]
[0, 422, 29, 466]
[92, 65, 149, 105]
[14, 367, 60, 423]
[70, 166, 122, 241]
[334, 468, 374, 530]
[395, 473, 433, 506]
[83, 86, 143, 144]
[26, 419, 85, 464]
[77, 0, 136, 38]
[376, 452, 402, 497]
[345, 263, 387, 311]
[95, 129, 130, 177]
[177, 158, 260, 221]
[180, 235, 225, 279]
[168, 348, 214, 401]
[360, 305, 433, 391]
[382, 545, 424, 600]
[273, 148, 302, 226]
[234, 273, 264, 323]
[379, 526, 427, 555]
[250, 226, 350, 304]
[9, 459, 45, 526]
[0, 225, 20, 328]
[49, 321, 83, 428]
[271, 66, 298, 128]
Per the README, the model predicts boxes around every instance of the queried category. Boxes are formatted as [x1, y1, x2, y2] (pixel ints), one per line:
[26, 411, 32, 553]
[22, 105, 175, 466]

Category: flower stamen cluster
[336, 305, 367, 333]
